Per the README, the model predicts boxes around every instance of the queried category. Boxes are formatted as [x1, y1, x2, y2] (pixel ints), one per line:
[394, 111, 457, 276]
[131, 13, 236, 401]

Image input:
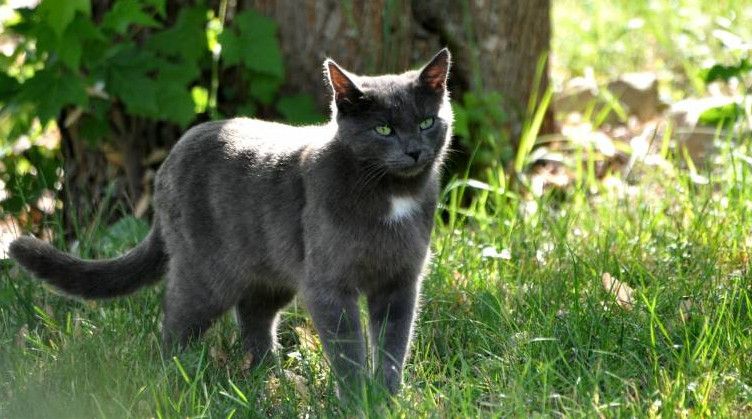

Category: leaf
[0, 74, 20, 100]
[39, 0, 90, 37]
[17, 67, 88, 121]
[276, 94, 325, 124]
[153, 62, 201, 126]
[698, 102, 744, 127]
[601, 272, 634, 310]
[702, 59, 752, 83]
[109, 70, 159, 116]
[36, 14, 108, 69]
[147, 6, 208, 62]
[191, 86, 209, 113]
[248, 73, 281, 105]
[155, 82, 195, 127]
[105, 45, 161, 117]
[102, 0, 161, 34]
[220, 10, 284, 78]
[144, 0, 167, 17]
[218, 28, 242, 66]
[679, 298, 693, 322]
[236, 12, 284, 78]
[79, 113, 111, 146]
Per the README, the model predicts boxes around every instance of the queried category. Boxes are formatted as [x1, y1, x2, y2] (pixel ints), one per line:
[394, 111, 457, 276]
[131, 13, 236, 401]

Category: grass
[552, 0, 752, 97]
[1, 133, 751, 417]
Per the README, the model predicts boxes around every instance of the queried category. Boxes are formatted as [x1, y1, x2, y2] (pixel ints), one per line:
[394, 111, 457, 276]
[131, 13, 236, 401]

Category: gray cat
[10, 49, 452, 395]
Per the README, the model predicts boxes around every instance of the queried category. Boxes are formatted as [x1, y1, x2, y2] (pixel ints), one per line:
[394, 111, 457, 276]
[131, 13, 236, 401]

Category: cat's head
[324, 49, 453, 178]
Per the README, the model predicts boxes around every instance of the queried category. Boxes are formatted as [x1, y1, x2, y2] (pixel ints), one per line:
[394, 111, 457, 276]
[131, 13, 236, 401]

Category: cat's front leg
[302, 286, 367, 395]
[367, 279, 420, 394]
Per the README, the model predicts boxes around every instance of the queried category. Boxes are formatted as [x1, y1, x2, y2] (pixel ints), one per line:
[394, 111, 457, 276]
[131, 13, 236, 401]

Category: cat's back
[169, 117, 331, 159]
[156, 118, 331, 186]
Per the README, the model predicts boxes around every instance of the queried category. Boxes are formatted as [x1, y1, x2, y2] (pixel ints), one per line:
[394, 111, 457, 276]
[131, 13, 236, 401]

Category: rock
[554, 76, 598, 115]
[668, 96, 741, 165]
[668, 96, 740, 128]
[606, 72, 663, 122]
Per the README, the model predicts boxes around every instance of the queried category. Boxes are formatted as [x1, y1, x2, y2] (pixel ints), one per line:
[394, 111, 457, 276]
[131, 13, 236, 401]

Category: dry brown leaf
[143, 148, 169, 166]
[209, 346, 229, 367]
[294, 325, 319, 352]
[283, 370, 309, 400]
[101, 144, 124, 167]
[134, 192, 151, 219]
[679, 298, 693, 322]
[601, 272, 634, 310]
[63, 107, 84, 127]
[240, 352, 254, 373]
[15, 324, 28, 348]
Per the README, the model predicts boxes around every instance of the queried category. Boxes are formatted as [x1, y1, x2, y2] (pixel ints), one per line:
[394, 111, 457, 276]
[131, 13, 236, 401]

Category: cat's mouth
[392, 160, 431, 177]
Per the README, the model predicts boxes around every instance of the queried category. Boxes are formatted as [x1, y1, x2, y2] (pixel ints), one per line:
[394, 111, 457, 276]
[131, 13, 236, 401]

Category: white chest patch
[388, 196, 420, 223]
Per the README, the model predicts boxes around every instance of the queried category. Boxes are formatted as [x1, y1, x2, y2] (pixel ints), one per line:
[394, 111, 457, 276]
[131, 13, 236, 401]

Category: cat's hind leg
[235, 285, 295, 366]
[161, 259, 235, 351]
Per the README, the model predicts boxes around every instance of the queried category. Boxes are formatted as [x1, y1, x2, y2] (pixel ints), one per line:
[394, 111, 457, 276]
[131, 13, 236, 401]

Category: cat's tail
[9, 223, 168, 299]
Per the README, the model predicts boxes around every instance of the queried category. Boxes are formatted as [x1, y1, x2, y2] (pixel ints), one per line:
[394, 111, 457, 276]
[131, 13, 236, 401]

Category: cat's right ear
[325, 59, 363, 110]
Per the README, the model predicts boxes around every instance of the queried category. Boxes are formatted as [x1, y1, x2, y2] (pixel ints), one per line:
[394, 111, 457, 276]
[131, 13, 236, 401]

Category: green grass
[2, 135, 752, 417]
[552, 0, 751, 97]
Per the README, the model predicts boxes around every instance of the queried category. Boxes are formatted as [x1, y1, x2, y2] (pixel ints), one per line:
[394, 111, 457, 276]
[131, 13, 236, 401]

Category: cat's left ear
[324, 59, 362, 107]
[418, 48, 451, 94]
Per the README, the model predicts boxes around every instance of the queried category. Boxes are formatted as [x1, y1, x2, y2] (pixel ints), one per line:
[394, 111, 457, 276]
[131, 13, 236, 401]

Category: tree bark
[249, 0, 553, 138]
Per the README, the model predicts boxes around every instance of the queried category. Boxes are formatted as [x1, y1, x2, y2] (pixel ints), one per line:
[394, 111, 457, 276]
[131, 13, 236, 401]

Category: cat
[10, 48, 453, 395]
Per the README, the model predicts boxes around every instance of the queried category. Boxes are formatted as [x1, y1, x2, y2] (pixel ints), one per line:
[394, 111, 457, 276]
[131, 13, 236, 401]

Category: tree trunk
[249, 0, 553, 139]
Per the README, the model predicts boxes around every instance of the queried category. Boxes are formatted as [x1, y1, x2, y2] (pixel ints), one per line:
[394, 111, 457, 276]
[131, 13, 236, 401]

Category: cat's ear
[418, 48, 451, 93]
[325, 59, 362, 107]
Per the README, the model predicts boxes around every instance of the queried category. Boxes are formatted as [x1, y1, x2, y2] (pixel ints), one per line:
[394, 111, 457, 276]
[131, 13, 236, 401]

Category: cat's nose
[406, 150, 421, 162]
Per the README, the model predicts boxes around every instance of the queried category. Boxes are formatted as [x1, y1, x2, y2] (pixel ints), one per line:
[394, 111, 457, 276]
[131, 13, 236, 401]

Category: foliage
[698, 56, 751, 128]
[0, 0, 324, 218]
[452, 91, 513, 171]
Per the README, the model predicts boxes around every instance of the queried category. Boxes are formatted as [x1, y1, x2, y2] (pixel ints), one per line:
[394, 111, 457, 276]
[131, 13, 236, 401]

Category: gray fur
[9, 49, 453, 395]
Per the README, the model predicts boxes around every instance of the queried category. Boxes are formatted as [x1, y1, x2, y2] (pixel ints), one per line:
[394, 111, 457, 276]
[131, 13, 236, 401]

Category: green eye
[374, 125, 392, 136]
[419, 117, 435, 130]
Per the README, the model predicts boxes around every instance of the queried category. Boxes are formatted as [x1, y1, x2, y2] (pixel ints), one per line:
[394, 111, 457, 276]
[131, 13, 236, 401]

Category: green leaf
[34, 14, 106, 69]
[236, 11, 284, 78]
[191, 86, 209, 113]
[702, 59, 752, 83]
[79, 113, 111, 146]
[102, 0, 161, 34]
[247, 73, 281, 105]
[104, 45, 160, 116]
[17, 67, 88, 121]
[147, 6, 208, 62]
[144, 0, 167, 17]
[112, 71, 159, 116]
[39, 0, 90, 37]
[158, 61, 200, 86]
[698, 102, 743, 127]
[0, 74, 20, 100]
[156, 82, 195, 127]
[218, 29, 241, 66]
[276, 94, 325, 125]
[220, 10, 284, 79]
